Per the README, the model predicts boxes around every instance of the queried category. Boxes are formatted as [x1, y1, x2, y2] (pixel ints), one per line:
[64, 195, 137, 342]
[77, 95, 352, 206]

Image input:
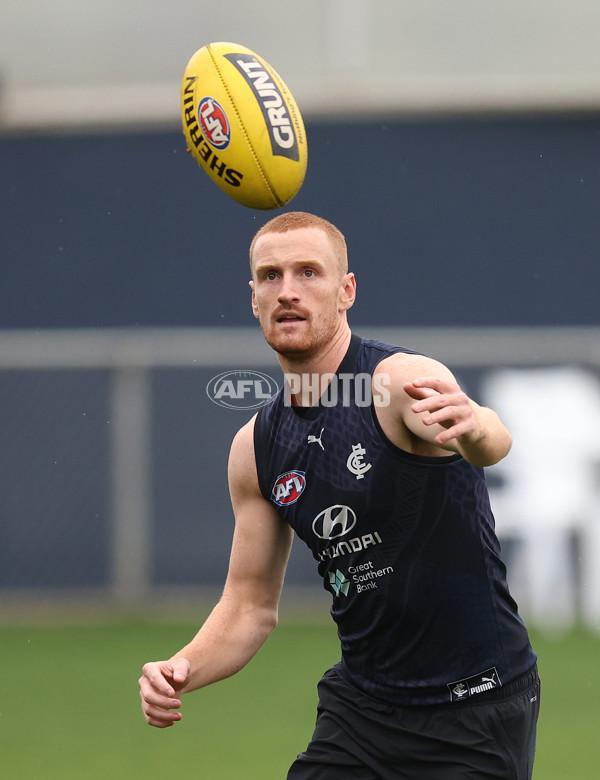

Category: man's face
[249, 227, 355, 359]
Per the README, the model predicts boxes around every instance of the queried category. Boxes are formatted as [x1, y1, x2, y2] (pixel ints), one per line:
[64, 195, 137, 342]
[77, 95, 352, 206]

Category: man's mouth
[276, 314, 306, 323]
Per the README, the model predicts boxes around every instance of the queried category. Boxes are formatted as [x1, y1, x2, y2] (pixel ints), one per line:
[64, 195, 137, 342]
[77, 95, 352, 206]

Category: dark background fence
[3, 115, 599, 331]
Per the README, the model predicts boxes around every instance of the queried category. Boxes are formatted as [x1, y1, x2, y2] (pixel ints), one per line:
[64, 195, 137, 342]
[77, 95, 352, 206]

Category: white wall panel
[2, 1, 600, 126]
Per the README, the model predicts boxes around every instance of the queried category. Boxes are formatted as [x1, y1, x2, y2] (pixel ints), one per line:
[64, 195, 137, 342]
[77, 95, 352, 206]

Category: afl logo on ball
[198, 96, 231, 150]
[272, 471, 306, 506]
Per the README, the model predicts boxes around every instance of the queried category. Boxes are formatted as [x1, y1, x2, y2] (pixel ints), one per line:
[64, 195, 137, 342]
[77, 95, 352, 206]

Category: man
[139, 212, 539, 779]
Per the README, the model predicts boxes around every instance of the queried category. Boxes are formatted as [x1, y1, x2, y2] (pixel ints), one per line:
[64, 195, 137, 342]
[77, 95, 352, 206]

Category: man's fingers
[411, 376, 457, 393]
[139, 678, 184, 728]
[421, 403, 466, 424]
[171, 657, 190, 684]
[434, 421, 470, 444]
[139, 682, 182, 711]
[413, 395, 464, 418]
[142, 703, 183, 727]
[140, 663, 176, 696]
[140, 658, 189, 695]
[405, 377, 462, 407]
[139, 659, 190, 729]
[403, 380, 439, 401]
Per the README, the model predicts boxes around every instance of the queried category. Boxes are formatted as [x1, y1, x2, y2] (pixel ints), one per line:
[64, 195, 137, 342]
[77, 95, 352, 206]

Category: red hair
[249, 211, 348, 276]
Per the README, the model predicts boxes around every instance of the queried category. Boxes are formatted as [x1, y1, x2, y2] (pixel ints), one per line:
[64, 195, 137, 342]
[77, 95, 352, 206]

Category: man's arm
[374, 353, 512, 467]
[139, 416, 294, 728]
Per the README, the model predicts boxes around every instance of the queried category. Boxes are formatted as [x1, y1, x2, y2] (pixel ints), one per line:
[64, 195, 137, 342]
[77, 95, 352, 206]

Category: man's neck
[278, 326, 352, 407]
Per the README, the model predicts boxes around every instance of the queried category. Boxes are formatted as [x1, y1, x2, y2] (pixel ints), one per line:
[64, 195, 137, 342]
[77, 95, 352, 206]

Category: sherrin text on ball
[181, 42, 307, 209]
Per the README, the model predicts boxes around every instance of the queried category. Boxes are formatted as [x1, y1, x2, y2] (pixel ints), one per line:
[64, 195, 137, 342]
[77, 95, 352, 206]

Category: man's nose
[278, 273, 300, 303]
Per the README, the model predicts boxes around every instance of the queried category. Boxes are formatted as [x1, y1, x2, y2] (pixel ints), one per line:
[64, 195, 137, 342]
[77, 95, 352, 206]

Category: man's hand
[403, 376, 482, 447]
[403, 376, 511, 466]
[139, 658, 190, 728]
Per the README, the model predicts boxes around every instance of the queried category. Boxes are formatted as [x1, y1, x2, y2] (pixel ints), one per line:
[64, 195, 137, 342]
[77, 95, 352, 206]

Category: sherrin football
[181, 42, 307, 209]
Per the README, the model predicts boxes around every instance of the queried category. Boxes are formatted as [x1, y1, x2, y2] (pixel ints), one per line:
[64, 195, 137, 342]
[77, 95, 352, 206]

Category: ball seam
[207, 44, 283, 209]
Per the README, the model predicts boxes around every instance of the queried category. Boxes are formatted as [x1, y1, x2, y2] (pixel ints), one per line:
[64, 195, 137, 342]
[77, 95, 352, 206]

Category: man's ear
[249, 279, 259, 318]
[339, 272, 357, 312]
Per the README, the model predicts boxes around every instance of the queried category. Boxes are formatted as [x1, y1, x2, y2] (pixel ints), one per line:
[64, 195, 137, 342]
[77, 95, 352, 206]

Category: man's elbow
[258, 603, 280, 635]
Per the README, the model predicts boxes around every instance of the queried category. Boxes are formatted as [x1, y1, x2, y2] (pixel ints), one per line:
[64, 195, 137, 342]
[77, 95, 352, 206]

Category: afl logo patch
[198, 96, 231, 150]
[271, 471, 306, 506]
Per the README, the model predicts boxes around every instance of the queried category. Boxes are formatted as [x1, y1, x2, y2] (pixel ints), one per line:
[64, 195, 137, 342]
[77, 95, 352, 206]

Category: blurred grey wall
[2, 1, 600, 128]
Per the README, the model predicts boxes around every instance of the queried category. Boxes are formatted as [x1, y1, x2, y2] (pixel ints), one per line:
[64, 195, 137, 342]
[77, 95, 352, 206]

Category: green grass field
[1, 616, 598, 778]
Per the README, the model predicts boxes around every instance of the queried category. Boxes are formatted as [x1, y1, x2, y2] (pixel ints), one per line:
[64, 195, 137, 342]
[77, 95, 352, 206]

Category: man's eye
[304, 269, 314, 278]
[266, 272, 277, 281]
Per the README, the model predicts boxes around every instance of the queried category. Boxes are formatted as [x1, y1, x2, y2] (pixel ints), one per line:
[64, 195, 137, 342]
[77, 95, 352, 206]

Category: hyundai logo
[312, 505, 357, 540]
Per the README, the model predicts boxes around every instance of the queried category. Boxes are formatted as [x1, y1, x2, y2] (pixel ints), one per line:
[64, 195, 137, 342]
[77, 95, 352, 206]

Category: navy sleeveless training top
[253, 334, 536, 705]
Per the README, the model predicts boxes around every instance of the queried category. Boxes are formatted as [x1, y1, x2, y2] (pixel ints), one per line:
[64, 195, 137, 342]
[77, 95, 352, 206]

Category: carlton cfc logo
[198, 96, 231, 150]
[271, 471, 306, 506]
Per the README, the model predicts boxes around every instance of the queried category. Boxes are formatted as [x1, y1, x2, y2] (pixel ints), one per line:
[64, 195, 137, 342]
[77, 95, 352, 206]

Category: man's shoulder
[374, 349, 450, 379]
[228, 414, 261, 496]
[230, 414, 258, 457]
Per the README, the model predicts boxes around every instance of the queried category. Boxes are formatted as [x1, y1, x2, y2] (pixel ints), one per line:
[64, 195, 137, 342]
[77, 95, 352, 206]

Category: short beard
[260, 313, 339, 362]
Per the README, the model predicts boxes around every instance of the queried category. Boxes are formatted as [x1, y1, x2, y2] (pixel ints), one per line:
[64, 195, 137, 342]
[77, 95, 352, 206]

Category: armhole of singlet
[253, 406, 273, 500]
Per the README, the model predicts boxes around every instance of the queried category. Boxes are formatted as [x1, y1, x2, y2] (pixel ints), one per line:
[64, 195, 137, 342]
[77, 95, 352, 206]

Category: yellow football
[181, 42, 307, 210]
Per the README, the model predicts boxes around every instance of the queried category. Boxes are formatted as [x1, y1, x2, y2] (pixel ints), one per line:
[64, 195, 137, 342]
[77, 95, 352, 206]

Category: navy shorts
[287, 665, 540, 780]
